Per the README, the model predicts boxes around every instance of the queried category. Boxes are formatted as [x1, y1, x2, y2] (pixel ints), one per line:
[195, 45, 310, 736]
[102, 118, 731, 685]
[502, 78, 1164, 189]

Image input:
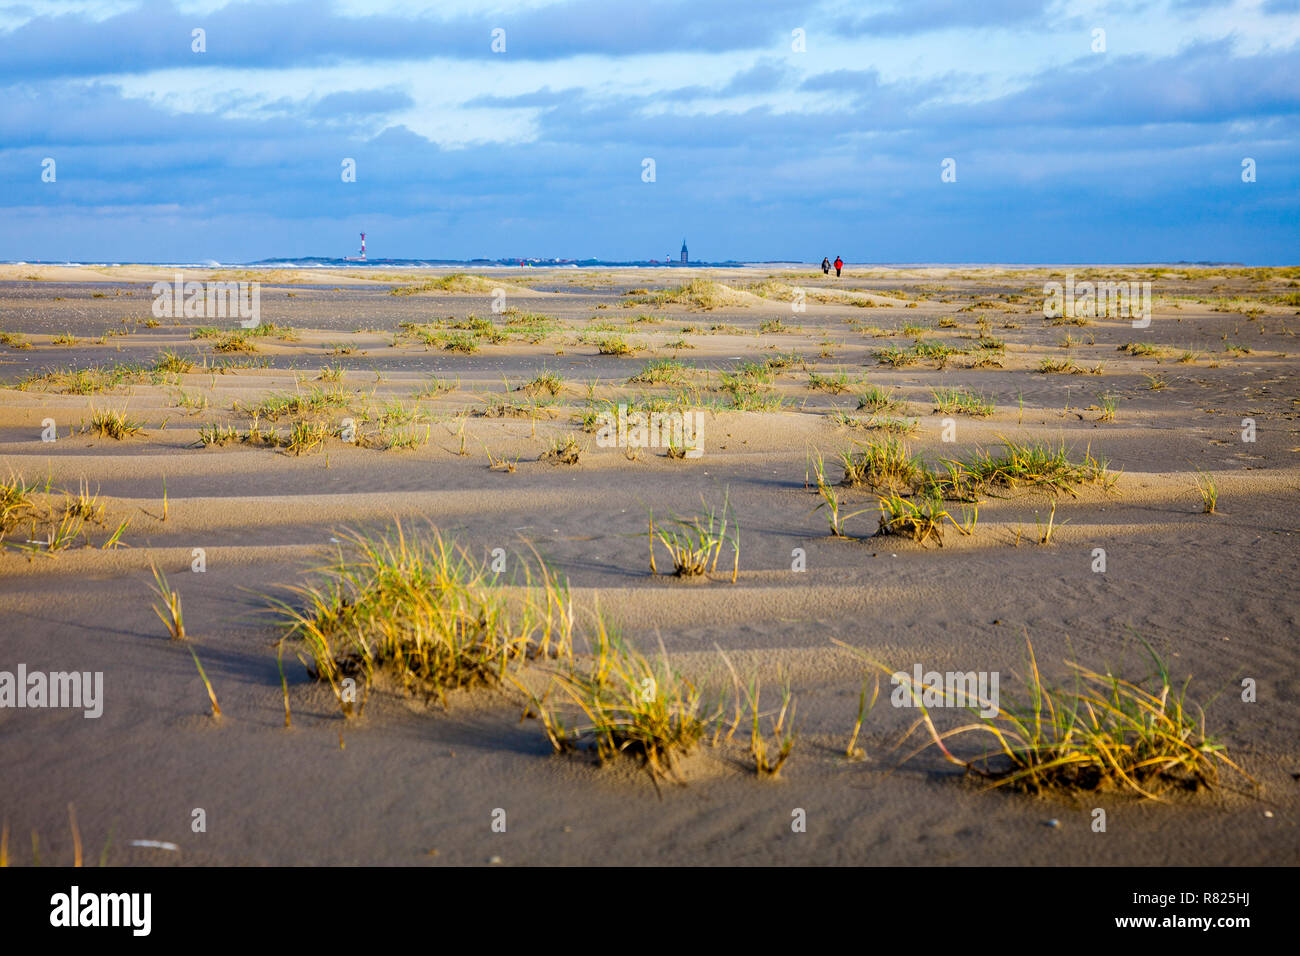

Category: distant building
[680, 240, 688, 264]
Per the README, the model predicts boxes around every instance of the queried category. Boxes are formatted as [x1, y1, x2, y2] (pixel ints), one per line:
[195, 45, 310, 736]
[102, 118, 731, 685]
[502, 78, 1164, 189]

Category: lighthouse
[345, 232, 367, 262]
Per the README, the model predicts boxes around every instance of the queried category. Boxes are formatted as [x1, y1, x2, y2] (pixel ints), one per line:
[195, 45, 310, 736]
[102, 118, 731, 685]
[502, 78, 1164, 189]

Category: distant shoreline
[0, 259, 1252, 269]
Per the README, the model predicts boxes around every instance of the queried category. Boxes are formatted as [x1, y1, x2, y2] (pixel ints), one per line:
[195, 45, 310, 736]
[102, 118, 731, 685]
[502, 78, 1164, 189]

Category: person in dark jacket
[821, 257, 830, 275]
[834, 256, 843, 277]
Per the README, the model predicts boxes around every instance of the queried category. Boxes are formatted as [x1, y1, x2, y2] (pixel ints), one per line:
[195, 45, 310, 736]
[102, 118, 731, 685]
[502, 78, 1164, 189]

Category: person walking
[821, 257, 830, 275]
[834, 255, 843, 278]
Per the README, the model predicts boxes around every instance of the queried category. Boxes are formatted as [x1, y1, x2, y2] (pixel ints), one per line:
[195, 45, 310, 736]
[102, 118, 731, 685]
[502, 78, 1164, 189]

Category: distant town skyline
[2, 1, 1297, 264]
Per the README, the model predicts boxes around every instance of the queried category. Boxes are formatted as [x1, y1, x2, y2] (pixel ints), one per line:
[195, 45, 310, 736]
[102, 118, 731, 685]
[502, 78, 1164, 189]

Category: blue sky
[2, 0, 1297, 263]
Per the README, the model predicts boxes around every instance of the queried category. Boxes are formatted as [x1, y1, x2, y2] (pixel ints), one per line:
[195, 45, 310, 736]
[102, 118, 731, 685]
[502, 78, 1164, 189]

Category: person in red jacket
[834, 256, 843, 277]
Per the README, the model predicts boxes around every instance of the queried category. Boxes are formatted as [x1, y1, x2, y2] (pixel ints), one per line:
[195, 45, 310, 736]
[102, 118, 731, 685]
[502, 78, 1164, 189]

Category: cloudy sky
[2, 0, 1297, 263]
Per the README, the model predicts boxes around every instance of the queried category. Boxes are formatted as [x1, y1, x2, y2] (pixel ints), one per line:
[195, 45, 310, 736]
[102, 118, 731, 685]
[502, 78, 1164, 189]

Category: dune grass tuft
[840, 437, 921, 491]
[857, 385, 904, 413]
[187, 647, 221, 720]
[153, 349, 196, 373]
[273, 524, 574, 711]
[87, 408, 141, 440]
[840, 637, 1253, 800]
[64, 479, 105, 523]
[149, 563, 185, 640]
[875, 345, 920, 367]
[212, 332, 258, 353]
[594, 335, 633, 356]
[542, 434, 583, 465]
[808, 369, 853, 393]
[1194, 469, 1218, 514]
[875, 492, 973, 547]
[745, 677, 797, 777]
[389, 273, 500, 296]
[629, 358, 690, 384]
[249, 385, 349, 420]
[809, 450, 871, 537]
[284, 419, 330, 456]
[0, 473, 44, 535]
[198, 423, 240, 446]
[628, 279, 735, 310]
[845, 673, 881, 760]
[932, 387, 994, 417]
[648, 493, 740, 580]
[963, 437, 1114, 496]
[534, 621, 711, 783]
[1096, 392, 1117, 422]
[719, 374, 783, 410]
[519, 371, 564, 396]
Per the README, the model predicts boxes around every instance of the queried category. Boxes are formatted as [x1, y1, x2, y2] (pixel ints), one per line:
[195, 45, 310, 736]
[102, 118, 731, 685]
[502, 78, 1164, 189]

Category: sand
[0, 264, 1296, 865]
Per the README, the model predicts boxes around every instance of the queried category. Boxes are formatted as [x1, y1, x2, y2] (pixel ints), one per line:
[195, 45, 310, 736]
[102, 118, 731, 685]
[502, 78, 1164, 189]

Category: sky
[1, 0, 1297, 264]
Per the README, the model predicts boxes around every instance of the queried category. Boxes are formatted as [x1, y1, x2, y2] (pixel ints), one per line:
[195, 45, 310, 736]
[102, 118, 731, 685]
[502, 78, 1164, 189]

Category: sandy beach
[1, 263, 1296, 866]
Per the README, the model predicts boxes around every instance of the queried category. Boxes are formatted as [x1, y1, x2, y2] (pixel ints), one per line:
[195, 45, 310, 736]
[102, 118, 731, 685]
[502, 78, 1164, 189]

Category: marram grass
[840, 437, 921, 492]
[648, 492, 739, 580]
[875, 492, 974, 547]
[149, 562, 185, 640]
[272, 523, 575, 711]
[962, 436, 1115, 496]
[745, 676, 797, 777]
[841, 436, 1115, 500]
[532, 618, 712, 784]
[836, 637, 1253, 800]
[808, 450, 871, 537]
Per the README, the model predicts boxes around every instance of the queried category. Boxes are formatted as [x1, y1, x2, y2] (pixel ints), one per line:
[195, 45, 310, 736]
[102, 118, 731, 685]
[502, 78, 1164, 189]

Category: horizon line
[1, 258, 1265, 269]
